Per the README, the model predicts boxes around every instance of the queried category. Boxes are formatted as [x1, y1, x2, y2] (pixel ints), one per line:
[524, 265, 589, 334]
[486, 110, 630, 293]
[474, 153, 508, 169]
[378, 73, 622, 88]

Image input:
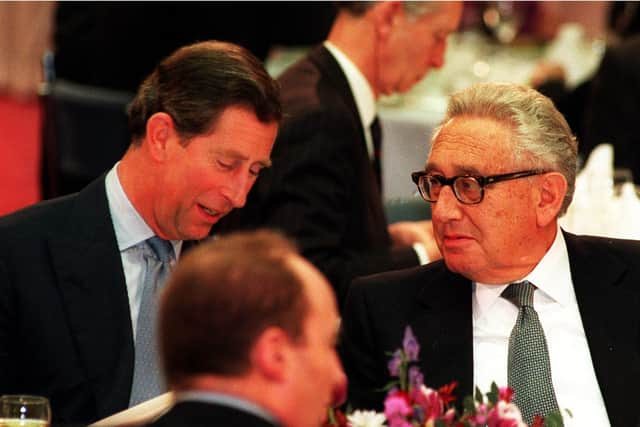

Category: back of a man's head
[159, 230, 307, 388]
[127, 40, 282, 145]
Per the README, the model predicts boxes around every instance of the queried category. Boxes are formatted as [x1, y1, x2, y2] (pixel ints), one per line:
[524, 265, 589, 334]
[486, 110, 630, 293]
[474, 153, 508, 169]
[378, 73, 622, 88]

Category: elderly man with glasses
[339, 82, 640, 427]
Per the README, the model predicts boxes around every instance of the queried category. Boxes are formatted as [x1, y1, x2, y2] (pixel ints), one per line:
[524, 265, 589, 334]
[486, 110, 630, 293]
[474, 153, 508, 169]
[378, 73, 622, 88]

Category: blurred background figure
[151, 230, 346, 427]
[215, 1, 462, 307]
[0, 1, 55, 214]
[532, 1, 640, 182]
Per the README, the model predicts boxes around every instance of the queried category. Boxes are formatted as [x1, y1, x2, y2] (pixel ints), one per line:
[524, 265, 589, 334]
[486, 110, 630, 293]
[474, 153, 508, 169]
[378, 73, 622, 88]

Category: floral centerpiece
[327, 326, 565, 427]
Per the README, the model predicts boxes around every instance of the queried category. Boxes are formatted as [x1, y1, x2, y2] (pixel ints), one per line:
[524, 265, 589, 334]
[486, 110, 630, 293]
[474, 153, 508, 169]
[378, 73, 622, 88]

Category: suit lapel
[309, 46, 363, 137]
[48, 177, 133, 417]
[564, 232, 640, 425]
[309, 45, 388, 239]
[412, 266, 475, 401]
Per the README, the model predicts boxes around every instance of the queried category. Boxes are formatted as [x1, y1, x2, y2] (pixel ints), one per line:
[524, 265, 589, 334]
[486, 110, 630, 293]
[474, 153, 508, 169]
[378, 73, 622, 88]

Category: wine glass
[0, 395, 51, 427]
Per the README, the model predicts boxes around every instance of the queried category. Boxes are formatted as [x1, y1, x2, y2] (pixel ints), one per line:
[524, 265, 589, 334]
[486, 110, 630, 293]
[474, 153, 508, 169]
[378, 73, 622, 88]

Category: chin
[179, 225, 213, 241]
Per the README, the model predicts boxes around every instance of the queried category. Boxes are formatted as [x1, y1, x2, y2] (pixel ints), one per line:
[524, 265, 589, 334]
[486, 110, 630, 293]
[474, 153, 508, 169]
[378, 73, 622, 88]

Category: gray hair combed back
[436, 82, 578, 215]
[337, 1, 441, 18]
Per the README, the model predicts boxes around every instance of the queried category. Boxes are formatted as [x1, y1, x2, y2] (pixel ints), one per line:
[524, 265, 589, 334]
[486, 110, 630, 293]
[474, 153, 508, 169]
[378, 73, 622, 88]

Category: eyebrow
[425, 162, 482, 176]
[214, 148, 272, 168]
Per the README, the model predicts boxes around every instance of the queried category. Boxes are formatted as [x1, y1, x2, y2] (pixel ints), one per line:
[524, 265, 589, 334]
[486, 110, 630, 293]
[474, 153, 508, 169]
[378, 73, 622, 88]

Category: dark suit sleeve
[338, 277, 391, 411]
[250, 109, 417, 304]
[0, 258, 15, 391]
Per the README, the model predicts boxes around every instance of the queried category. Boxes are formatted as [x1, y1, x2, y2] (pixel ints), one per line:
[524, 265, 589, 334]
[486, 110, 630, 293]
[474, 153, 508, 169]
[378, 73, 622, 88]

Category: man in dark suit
[0, 41, 281, 424]
[147, 230, 346, 427]
[339, 82, 640, 426]
[215, 2, 462, 307]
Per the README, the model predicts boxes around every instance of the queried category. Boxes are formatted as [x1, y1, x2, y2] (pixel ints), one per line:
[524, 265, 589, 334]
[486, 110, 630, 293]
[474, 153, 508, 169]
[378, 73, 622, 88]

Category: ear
[370, 1, 401, 40]
[144, 112, 176, 162]
[535, 172, 568, 227]
[249, 327, 293, 383]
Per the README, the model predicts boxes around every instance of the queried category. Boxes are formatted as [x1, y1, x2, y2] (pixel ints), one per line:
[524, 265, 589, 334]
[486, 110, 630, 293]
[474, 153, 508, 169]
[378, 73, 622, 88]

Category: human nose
[430, 184, 463, 223]
[223, 173, 253, 208]
[331, 359, 348, 406]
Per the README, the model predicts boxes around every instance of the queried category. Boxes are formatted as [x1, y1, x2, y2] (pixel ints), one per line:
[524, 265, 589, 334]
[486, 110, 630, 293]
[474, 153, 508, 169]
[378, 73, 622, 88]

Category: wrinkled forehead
[427, 116, 518, 174]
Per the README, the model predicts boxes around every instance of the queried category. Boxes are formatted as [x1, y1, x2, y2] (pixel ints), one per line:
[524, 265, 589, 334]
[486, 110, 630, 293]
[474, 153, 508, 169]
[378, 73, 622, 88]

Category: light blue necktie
[129, 236, 175, 406]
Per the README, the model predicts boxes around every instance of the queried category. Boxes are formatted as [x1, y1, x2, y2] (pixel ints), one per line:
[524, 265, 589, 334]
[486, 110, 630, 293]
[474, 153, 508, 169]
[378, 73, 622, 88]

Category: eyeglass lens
[423, 175, 483, 204]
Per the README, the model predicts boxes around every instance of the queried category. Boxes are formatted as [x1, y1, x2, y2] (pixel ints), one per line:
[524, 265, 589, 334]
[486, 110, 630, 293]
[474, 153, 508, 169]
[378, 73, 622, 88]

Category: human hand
[530, 61, 566, 88]
[388, 220, 441, 261]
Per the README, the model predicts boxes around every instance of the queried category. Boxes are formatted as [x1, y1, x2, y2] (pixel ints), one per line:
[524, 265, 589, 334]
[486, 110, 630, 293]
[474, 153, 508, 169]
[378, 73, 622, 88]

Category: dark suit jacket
[146, 401, 280, 427]
[0, 176, 195, 424]
[339, 231, 640, 426]
[215, 45, 418, 306]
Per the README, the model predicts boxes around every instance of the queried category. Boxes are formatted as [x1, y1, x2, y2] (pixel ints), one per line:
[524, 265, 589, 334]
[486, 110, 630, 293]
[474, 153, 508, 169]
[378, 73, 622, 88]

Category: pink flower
[487, 401, 527, 427]
[498, 386, 514, 403]
[384, 391, 412, 427]
[469, 403, 489, 425]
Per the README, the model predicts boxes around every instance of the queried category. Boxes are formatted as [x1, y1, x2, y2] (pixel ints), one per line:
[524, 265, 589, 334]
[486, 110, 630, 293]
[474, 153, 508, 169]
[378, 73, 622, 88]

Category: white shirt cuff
[412, 242, 430, 265]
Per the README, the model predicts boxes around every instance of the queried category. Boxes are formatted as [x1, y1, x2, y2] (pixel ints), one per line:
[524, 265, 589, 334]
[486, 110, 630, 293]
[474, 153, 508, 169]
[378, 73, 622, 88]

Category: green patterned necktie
[501, 281, 560, 424]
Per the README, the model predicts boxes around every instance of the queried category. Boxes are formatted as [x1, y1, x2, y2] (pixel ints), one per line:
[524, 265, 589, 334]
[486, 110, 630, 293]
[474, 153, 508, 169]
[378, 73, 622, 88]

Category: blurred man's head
[120, 41, 281, 241]
[159, 230, 345, 427]
[416, 82, 576, 284]
[330, 1, 462, 97]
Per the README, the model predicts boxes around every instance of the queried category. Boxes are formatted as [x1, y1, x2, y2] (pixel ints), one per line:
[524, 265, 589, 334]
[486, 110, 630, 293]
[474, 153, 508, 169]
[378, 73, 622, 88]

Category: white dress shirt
[105, 163, 182, 339]
[323, 41, 376, 161]
[473, 226, 610, 426]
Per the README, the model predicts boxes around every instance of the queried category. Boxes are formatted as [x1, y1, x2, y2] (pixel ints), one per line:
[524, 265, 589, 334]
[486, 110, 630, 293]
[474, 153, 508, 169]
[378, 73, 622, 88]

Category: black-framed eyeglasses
[411, 170, 546, 205]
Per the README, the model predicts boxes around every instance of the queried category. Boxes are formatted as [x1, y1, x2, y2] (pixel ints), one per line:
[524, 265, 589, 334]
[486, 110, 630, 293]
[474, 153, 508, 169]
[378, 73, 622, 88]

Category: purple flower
[402, 326, 420, 361]
[387, 349, 402, 377]
[408, 365, 424, 388]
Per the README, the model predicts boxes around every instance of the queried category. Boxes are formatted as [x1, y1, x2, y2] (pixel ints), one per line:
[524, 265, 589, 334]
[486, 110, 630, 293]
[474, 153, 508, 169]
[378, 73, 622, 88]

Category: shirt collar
[474, 225, 573, 315]
[105, 163, 182, 256]
[323, 41, 376, 128]
[175, 390, 279, 425]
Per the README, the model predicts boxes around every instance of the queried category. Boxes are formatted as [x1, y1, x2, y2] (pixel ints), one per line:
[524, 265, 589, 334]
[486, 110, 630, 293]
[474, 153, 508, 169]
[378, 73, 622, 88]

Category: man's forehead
[427, 118, 515, 173]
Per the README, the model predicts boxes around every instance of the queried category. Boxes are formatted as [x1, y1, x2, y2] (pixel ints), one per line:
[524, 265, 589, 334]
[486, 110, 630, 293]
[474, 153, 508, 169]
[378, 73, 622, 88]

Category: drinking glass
[0, 395, 51, 427]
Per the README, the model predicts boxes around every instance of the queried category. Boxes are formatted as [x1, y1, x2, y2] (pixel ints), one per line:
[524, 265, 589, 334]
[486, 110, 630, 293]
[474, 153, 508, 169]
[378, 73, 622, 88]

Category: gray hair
[337, 1, 441, 18]
[433, 82, 578, 215]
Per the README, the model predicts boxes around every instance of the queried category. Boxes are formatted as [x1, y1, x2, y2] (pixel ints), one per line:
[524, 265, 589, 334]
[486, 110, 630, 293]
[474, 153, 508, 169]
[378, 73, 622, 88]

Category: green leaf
[378, 380, 400, 392]
[544, 411, 565, 427]
[462, 395, 476, 415]
[474, 386, 484, 404]
[434, 420, 447, 427]
[327, 408, 336, 425]
[486, 382, 499, 405]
